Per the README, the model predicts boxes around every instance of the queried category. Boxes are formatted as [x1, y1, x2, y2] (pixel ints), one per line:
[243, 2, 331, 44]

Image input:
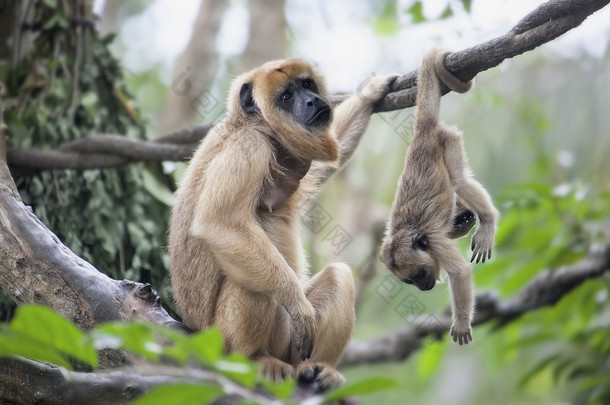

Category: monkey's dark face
[233, 59, 339, 162]
[276, 78, 331, 129]
[380, 232, 440, 291]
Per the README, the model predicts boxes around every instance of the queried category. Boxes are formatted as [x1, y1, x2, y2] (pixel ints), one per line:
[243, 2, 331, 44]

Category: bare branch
[340, 243, 610, 367]
[0, 358, 282, 405]
[5, 0, 608, 172]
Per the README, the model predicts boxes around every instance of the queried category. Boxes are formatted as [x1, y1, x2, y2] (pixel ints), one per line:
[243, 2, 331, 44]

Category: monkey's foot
[449, 323, 473, 345]
[297, 362, 345, 393]
[257, 355, 295, 383]
[448, 209, 476, 239]
[470, 225, 495, 264]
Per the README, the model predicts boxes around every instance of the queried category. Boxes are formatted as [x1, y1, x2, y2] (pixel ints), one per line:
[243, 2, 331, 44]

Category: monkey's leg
[441, 129, 498, 263]
[437, 242, 474, 345]
[293, 263, 355, 391]
[215, 281, 294, 381]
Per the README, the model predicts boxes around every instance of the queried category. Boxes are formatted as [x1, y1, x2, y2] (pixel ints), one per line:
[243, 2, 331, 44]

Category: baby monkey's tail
[415, 48, 473, 131]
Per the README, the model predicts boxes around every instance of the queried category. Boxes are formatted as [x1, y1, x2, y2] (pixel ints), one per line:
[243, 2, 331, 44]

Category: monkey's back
[390, 127, 454, 234]
[169, 128, 230, 330]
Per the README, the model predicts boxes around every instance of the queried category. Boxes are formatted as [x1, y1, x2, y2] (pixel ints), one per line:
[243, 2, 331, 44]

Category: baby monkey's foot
[470, 224, 495, 263]
[297, 362, 345, 393]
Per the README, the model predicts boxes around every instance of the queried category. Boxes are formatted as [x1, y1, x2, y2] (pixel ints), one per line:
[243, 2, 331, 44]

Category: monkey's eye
[412, 233, 429, 251]
[302, 79, 313, 89]
[281, 91, 293, 102]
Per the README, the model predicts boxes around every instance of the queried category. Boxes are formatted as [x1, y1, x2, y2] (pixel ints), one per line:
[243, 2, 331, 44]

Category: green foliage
[131, 384, 224, 405]
[323, 376, 398, 402]
[1, 1, 174, 316]
[0, 304, 396, 403]
[473, 122, 610, 403]
[374, 2, 400, 36]
[0, 304, 97, 369]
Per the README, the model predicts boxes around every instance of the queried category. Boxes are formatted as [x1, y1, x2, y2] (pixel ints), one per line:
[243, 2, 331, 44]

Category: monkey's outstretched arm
[190, 139, 316, 360]
[303, 74, 397, 193]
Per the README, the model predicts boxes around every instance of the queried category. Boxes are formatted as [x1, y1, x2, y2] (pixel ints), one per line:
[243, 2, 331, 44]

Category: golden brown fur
[379, 48, 499, 345]
[170, 58, 395, 387]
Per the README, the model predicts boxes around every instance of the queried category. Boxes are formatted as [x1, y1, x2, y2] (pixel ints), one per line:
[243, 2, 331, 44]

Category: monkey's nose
[412, 266, 429, 281]
[306, 96, 320, 107]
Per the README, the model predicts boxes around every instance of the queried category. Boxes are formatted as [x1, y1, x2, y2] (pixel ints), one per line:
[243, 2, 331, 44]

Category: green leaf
[416, 341, 445, 379]
[324, 376, 398, 402]
[439, 6, 453, 19]
[373, 3, 399, 36]
[141, 168, 175, 206]
[518, 354, 560, 387]
[190, 328, 225, 364]
[407, 2, 425, 24]
[131, 383, 223, 405]
[92, 322, 161, 361]
[260, 376, 295, 400]
[2, 304, 98, 368]
[214, 352, 257, 388]
[0, 333, 71, 368]
[42, 0, 58, 8]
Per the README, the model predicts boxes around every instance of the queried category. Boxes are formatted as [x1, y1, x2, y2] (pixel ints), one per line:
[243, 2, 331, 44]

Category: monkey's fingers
[297, 334, 314, 361]
[450, 326, 473, 345]
[295, 323, 315, 360]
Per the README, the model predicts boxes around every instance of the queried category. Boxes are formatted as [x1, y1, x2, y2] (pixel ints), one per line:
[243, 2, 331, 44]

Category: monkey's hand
[449, 322, 473, 345]
[357, 74, 398, 105]
[285, 294, 317, 361]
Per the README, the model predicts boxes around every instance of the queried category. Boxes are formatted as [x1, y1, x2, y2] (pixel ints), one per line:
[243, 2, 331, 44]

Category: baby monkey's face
[382, 232, 441, 291]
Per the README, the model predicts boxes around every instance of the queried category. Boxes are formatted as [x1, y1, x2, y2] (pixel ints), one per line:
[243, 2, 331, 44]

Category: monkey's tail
[415, 48, 473, 131]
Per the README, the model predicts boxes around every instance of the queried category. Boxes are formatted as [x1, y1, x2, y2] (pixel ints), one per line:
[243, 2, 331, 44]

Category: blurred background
[2, 0, 610, 403]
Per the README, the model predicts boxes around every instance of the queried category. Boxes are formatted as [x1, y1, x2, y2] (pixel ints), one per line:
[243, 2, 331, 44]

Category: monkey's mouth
[307, 106, 331, 127]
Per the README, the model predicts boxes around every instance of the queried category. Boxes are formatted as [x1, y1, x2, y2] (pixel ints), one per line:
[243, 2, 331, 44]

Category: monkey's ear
[240, 82, 259, 114]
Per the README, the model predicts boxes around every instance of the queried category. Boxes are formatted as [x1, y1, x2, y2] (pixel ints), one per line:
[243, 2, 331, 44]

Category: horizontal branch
[0, 358, 281, 405]
[371, 0, 610, 112]
[6, 0, 609, 172]
[340, 243, 610, 367]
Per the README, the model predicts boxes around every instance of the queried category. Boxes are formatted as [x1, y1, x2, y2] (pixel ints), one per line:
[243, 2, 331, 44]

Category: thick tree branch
[340, 243, 610, 367]
[372, 0, 610, 112]
[5, 0, 608, 172]
[0, 358, 284, 405]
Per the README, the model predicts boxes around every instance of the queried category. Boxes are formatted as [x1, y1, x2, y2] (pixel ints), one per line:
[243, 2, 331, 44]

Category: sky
[94, 0, 610, 91]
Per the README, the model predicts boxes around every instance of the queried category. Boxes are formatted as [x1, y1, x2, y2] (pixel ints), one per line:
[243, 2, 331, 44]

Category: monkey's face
[275, 76, 331, 129]
[380, 232, 441, 291]
[231, 59, 339, 162]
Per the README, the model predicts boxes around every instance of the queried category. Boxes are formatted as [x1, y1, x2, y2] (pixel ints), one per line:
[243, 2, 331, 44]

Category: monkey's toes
[470, 246, 493, 264]
[297, 362, 345, 393]
[259, 357, 294, 383]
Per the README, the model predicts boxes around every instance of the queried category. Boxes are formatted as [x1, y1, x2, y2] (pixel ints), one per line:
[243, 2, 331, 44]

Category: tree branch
[0, 357, 284, 405]
[5, 0, 608, 172]
[340, 243, 610, 367]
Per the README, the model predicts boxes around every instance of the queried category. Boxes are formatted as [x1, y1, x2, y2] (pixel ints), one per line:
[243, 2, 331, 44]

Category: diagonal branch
[340, 243, 610, 367]
[5, 0, 609, 172]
